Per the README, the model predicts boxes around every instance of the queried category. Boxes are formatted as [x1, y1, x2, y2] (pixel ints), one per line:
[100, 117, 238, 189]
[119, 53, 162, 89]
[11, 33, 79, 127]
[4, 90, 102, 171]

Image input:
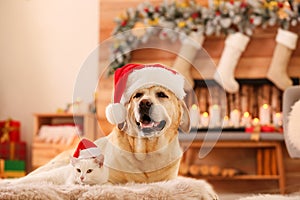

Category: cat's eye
[86, 169, 93, 173]
[133, 92, 143, 99]
[157, 92, 168, 98]
[76, 168, 81, 173]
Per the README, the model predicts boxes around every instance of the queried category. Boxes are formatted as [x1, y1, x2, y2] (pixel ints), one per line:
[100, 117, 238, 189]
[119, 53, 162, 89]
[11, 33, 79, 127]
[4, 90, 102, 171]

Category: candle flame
[224, 116, 229, 120]
[262, 104, 269, 109]
[253, 118, 259, 124]
[191, 104, 198, 110]
[275, 112, 281, 117]
[203, 112, 209, 117]
[243, 112, 250, 118]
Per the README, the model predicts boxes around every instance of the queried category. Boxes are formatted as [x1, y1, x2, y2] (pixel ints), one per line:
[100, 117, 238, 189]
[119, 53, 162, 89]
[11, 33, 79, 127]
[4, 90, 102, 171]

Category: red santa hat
[105, 63, 186, 125]
[73, 138, 101, 159]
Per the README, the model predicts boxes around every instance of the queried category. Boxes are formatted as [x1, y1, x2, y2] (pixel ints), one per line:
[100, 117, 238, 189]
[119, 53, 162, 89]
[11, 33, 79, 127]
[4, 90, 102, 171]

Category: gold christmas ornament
[177, 21, 186, 28]
[148, 18, 159, 26]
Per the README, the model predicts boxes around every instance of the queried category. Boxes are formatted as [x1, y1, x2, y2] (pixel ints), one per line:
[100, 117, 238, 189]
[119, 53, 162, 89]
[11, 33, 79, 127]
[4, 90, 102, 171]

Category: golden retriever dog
[94, 85, 190, 184]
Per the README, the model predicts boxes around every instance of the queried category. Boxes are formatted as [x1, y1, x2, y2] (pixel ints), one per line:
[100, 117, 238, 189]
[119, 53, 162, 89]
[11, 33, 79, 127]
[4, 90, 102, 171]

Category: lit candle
[189, 104, 200, 128]
[209, 104, 221, 127]
[252, 117, 260, 126]
[272, 112, 283, 127]
[241, 112, 251, 127]
[230, 109, 240, 128]
[222, 116, 229, 128]
[259, 104, 271, 125]
[200, 112, 209, 127]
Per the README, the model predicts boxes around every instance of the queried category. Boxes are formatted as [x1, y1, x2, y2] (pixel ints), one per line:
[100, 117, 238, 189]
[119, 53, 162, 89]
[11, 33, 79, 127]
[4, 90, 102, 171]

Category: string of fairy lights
[108, 0, 300, 74]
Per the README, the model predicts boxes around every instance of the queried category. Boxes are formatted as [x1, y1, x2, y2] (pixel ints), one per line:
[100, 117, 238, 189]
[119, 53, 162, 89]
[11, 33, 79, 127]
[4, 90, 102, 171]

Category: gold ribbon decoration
[9, 142, 15, 160]
[0, 118, 19, 143]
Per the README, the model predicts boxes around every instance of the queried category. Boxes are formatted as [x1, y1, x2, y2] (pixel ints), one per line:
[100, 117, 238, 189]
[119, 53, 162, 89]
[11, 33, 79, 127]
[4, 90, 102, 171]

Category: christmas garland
[108, 0, 300, 75]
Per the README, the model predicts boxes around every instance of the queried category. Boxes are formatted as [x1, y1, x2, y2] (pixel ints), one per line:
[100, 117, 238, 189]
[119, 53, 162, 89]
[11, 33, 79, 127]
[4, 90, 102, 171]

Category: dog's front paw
[196, 179, 219, 200]
[176, 177, 219, 200]
[202, 190, 219, 200]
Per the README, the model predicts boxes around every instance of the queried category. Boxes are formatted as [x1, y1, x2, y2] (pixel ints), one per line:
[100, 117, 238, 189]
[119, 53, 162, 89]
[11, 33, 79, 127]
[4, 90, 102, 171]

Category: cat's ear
[94, 154, 104, 168]
[70, 156, 78, 166]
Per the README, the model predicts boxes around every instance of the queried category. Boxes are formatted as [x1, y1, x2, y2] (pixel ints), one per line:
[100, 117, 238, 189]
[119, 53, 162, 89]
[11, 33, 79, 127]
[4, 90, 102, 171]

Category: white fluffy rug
[2, 177, 299, 200]
[0, 177, 218, 200]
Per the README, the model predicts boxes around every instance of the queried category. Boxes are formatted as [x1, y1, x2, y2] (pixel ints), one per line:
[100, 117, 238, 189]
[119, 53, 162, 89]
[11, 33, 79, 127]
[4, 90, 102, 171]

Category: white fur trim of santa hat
[276, 28, 298, 50]
[78, 147, 101, 159]
[287, 99, 300, 152]
[120, 66, 186, 104]
[225, 32, 250, 52]
[105, 63, 186, 125]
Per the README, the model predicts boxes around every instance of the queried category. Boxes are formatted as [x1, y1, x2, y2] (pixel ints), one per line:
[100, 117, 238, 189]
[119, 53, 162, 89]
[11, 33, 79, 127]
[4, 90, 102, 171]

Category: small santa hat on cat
[73, 138, 101, 159]
[105, 63, 186, 125]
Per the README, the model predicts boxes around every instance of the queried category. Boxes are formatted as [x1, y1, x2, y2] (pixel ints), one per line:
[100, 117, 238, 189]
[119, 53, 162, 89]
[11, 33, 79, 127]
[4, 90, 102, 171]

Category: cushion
[287, 99, 300, 154]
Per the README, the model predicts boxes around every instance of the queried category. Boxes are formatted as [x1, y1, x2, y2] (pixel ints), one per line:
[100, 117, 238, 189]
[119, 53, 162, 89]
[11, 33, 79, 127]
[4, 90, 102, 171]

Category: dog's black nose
[139, 99, 152, 110]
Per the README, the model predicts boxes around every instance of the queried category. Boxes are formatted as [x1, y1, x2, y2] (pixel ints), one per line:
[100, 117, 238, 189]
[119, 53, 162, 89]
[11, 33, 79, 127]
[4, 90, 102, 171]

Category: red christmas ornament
[191, 12, 199, 19]
[278, 2, 284, 8]
[240, 1, 247, 8]
[121, 20, 127, 27]
[249, 17, 254, 24]
[155, 6, 160, 12]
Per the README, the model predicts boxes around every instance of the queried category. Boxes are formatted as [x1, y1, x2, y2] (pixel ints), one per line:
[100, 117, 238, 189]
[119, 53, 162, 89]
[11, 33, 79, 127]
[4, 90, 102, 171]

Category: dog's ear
[117, 122, 127, 131]
[179, 101, 191, 133]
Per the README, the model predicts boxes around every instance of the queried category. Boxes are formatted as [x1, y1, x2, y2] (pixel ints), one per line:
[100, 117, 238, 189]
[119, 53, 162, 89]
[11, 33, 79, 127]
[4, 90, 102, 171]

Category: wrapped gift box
[4, 160, 25, 171]
[0, 159, 25, 178]
[0, 142, 26, 160]
[0, 119, 20, 142]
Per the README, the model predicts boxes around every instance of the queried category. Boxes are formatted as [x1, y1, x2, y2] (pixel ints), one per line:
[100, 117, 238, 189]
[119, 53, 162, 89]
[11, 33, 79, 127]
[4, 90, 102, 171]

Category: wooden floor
[218, 192, 300, 200]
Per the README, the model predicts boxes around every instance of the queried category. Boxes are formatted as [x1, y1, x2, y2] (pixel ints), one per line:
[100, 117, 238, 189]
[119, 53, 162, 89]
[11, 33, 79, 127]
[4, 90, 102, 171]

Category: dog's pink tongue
[141, 122, 154, 128]
[141, 122, 159, 128]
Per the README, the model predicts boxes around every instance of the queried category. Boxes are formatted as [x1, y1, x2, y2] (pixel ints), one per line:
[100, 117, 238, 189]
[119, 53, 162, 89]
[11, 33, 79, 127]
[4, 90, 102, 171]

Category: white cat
[9, 155, 109, 185]
[67, 155, 109, 185]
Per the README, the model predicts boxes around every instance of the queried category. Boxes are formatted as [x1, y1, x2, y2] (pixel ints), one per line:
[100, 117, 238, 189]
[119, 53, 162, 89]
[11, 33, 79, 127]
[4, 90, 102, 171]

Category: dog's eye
[157, 92, 168, 98]
[133, 92, 143, 99]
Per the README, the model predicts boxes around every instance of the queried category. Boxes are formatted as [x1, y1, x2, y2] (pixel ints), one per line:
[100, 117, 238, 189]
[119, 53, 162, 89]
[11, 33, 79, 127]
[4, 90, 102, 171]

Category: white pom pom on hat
[105, 103, 126, 125]
[105, 63, 186, 125]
